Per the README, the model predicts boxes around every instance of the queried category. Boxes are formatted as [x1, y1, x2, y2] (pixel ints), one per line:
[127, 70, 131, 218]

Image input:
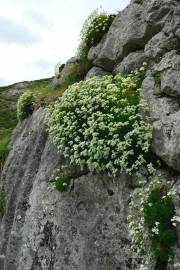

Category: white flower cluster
[128, 176, 180, 268]
[77, 8, 115, 55]
[151, 221, 160, 235]
[171, 215, 180, 227]
[47, 69, 152, 176]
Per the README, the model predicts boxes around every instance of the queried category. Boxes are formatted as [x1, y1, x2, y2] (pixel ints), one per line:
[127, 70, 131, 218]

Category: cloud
[34, 59, 54, 70]
[0, 0, 131, 86]
[0, 78, 8, 86]
[0, 16, 40, 46]
[25, 10, 53, 29]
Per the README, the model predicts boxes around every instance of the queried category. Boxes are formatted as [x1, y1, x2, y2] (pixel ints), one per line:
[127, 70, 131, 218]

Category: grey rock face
[88, 2, 148, 70]
[154, 50, 179, 72]
[161, 68, 180, 97]
[142, 72, 180, 170]
[85, 67, 111, 80]
[49, 76, 60, 89]
[50, 57, 79, 88]
[88, 0, 177, 71]
[164, 4, 180, 33]
[176, 28, 180, 38]
[144, 32, 179, 61]
[152, 111, 180, 171]
[142, 76, 179, 121]
[0, 109, 139, 270]
[114, 51, 147, 75]
[153, 50, 180, 97]
[88, 35, 107, 64]
[160, 51, 180, 98]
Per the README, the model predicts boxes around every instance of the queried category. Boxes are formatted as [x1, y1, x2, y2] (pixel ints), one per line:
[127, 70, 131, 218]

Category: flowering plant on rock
[78, 8, 116, 57]
[47, 65, 151, 176]
[128, 176, 180, 270]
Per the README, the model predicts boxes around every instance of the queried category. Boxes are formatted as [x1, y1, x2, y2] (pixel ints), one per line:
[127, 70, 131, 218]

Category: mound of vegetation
[47, 65, 152, 176]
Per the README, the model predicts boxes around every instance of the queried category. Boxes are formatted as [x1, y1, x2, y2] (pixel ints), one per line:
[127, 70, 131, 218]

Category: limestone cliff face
[0, 0, 180, 269]
[0, 109, 139, 270]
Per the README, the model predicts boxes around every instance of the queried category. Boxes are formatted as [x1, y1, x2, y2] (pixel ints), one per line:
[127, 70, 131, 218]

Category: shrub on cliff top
[47, 65, 152, 175]
[17, 91, 35, 121]
[78, 8, 116, 57]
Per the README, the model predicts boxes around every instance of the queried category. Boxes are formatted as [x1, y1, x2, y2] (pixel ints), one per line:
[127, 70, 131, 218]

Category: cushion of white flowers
[47, 70, 152, 175]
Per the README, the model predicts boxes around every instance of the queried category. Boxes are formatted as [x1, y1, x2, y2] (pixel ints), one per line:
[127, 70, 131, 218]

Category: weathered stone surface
[49, 76, 60, 89]
[142, 72, 180, 172]
[164, 4, 180, 33]
[88, 2, 148, 70]
[154, 50, 178, 72]
[0, 109, 139, 270]
[114, 51, 147, 75]
[152, 111, 180, 171]
[88, 0, 177, 71]
[161, 68, 180, 97]
[153, 50, 180, 97]
[85, 67, 111, 80]
[176, 28, 180, 38]
[144, 32, 179, 61]
[88, 35, 107, 64]
[50, 57, 79, 88]
[142, 76, 179, 121]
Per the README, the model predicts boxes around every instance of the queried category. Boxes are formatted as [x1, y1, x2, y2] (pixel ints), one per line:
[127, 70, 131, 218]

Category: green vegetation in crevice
[55, 176, 71, 192]
[62, 60, 92, 88]
[144, 186, 177, 270]
[128, 177, 180, 270]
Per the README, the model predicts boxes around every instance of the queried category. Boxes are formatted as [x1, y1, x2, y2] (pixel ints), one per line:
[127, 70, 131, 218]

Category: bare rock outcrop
[0, 109, 139, 270]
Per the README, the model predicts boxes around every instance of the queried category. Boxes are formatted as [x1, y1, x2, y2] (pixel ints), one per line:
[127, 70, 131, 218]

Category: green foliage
[63, 63, 84, 87]
[0, 78, 52, 171]
[55, 176, 71, 192]
[78, 8, 116, 57]
[17, 91, 35, 121]
[47, 65, 152, 176]
[63, 59, 92, 87]
[0, 192, 5, 218]
[0, 130, 10, 171]
[128, 176, 179, 270]
[144, 186, 177, 267]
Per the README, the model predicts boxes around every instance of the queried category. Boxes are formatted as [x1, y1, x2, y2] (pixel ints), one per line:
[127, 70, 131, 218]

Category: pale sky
[0, 0, 130, 86]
